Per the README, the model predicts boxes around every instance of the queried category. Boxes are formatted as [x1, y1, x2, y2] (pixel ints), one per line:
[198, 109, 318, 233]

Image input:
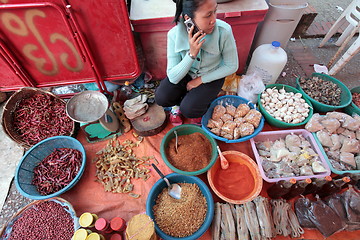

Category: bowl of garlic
[258, 84, 314, 128]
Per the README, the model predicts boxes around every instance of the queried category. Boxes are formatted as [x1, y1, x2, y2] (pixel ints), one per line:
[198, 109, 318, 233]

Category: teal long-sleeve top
[166, 19, 239, 84]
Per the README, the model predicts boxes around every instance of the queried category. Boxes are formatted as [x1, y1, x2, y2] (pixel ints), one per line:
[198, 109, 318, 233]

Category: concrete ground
[279, 37, 359, 90]
[1, 0, 360, 231]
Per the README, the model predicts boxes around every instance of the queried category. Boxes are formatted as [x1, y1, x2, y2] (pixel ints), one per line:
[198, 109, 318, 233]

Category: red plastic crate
[130, 0, 268, 80]
[0, 0, 141, 93]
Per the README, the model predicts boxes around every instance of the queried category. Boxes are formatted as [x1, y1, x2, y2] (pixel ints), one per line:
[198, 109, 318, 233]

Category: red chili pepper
[13, 94, 73, 145]
[32, 148, 82, 195]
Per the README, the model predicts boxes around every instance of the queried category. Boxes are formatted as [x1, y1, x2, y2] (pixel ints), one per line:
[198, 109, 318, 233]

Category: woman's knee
[180, 103, 207, 118]
[154, 91, 170, 107]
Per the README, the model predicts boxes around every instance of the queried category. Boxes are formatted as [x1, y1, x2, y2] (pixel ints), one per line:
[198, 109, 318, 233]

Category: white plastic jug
[246, 41, 287, 85]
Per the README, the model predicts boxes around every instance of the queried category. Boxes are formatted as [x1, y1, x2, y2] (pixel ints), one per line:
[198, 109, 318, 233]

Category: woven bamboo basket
[0, 197, 78, 239]
[1, 87, 76, 148]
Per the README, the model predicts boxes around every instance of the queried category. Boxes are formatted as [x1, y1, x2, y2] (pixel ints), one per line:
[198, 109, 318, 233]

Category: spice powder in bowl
[153, 183, 207, 238]
[166, 132, 211, 172]
[213, 162, 255, 200]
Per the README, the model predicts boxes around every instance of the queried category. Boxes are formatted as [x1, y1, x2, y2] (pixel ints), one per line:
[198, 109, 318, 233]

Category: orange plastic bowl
[207, 151, 263, 204]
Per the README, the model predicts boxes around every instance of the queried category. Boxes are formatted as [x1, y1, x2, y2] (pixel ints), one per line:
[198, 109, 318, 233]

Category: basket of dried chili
[1, 87, 76, 148]
[15, 136, 86, 200]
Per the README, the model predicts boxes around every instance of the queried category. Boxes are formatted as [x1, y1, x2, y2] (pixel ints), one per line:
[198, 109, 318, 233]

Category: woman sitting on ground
[155, 0, 239, 125]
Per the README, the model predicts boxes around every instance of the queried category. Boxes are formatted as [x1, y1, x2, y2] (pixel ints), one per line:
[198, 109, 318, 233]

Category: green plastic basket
[343, 86, 360, 116]
[257, 84, 314, 128]
[312, 133, 360, 175]
[296, 73, 352, 112]
[160, 124, 218, 175]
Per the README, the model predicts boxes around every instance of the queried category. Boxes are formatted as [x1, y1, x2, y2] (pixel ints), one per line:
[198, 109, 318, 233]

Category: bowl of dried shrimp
[201, 95, 264, 143]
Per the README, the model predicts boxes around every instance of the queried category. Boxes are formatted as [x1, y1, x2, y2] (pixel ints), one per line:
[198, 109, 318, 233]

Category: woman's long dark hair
[172, 0, 205, 24]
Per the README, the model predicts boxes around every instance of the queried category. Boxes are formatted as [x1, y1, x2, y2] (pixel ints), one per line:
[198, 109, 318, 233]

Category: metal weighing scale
[66, 91, 122, 143]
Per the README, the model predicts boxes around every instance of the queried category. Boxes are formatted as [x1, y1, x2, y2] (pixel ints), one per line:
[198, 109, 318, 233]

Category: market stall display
[160, 124, 218, 175]
[207, 150, 262, 204]
[15, 136, 86, 200]
[212, 196, 305, 240]
[2, 81, 360, 239]
[296, 73, 352, 112]
[202, 95, 265, 143]
[93, 136, 152, 198]
[1, 87, 75, 148]
[146, 173, 214, 240]
[0, 197, 78, 240]
[258, 84, 313, 128]
[305, 112, 360, 174]
[250, 129, 330, 182]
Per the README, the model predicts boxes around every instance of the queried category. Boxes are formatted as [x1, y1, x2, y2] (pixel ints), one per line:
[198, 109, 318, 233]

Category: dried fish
[253, 196, 275, 239]
[212, 202, 221, 240]
[220, 204, 236, 240]
[93, 137, 152, 195]
[244, 201, 261, 240]
[235, 204, 250, 240]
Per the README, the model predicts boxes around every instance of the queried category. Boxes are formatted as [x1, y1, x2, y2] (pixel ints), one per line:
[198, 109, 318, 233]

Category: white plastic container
[246, 41, 287, 85]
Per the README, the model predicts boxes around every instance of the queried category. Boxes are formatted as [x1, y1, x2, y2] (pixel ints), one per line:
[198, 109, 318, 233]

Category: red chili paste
[213, 162, 255, 200]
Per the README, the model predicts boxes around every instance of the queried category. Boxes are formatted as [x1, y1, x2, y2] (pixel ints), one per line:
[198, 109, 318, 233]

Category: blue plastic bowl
[15, 136, 86, 200]
[201, 95, 264, 143]
[146, 173, 214, 240]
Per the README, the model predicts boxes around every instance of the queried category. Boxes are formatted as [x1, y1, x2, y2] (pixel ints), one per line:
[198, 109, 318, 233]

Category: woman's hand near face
[186, 77, 202, 91]
[188, 26, 206, 57]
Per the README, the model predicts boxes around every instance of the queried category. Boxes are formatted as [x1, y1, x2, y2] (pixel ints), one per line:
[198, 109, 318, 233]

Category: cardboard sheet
[61, 122, 360, 240]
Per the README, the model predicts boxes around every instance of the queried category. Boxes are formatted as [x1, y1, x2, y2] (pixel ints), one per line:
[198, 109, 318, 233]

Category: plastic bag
[341, 186, 360, 223]
[324, 193, 347, 222]
[222, 72, 240, 93]
[307, 197, 347, 237]
[237, 72, 265, 104]
[51, 84, 86, 95]
[294, 197, 316, 228]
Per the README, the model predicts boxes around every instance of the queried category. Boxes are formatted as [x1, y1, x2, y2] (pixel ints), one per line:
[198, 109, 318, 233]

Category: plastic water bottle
[246, 41, 287, 85]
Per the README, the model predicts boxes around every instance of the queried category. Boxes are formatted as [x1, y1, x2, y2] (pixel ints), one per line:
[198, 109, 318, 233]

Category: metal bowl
[66, 91, 109, 123]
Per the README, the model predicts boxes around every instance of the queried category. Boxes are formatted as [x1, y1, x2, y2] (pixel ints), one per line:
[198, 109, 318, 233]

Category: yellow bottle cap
[73, 229, 91, 240]
[79, 212, 98, 228]
[86, 233, 105, 240]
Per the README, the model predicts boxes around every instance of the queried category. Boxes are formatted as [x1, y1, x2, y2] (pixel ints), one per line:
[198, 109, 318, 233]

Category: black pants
[155, 75, 224, 118]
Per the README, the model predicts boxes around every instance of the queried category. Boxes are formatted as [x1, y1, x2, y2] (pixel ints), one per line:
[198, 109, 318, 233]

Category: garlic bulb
[260, 87, 310, 124]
